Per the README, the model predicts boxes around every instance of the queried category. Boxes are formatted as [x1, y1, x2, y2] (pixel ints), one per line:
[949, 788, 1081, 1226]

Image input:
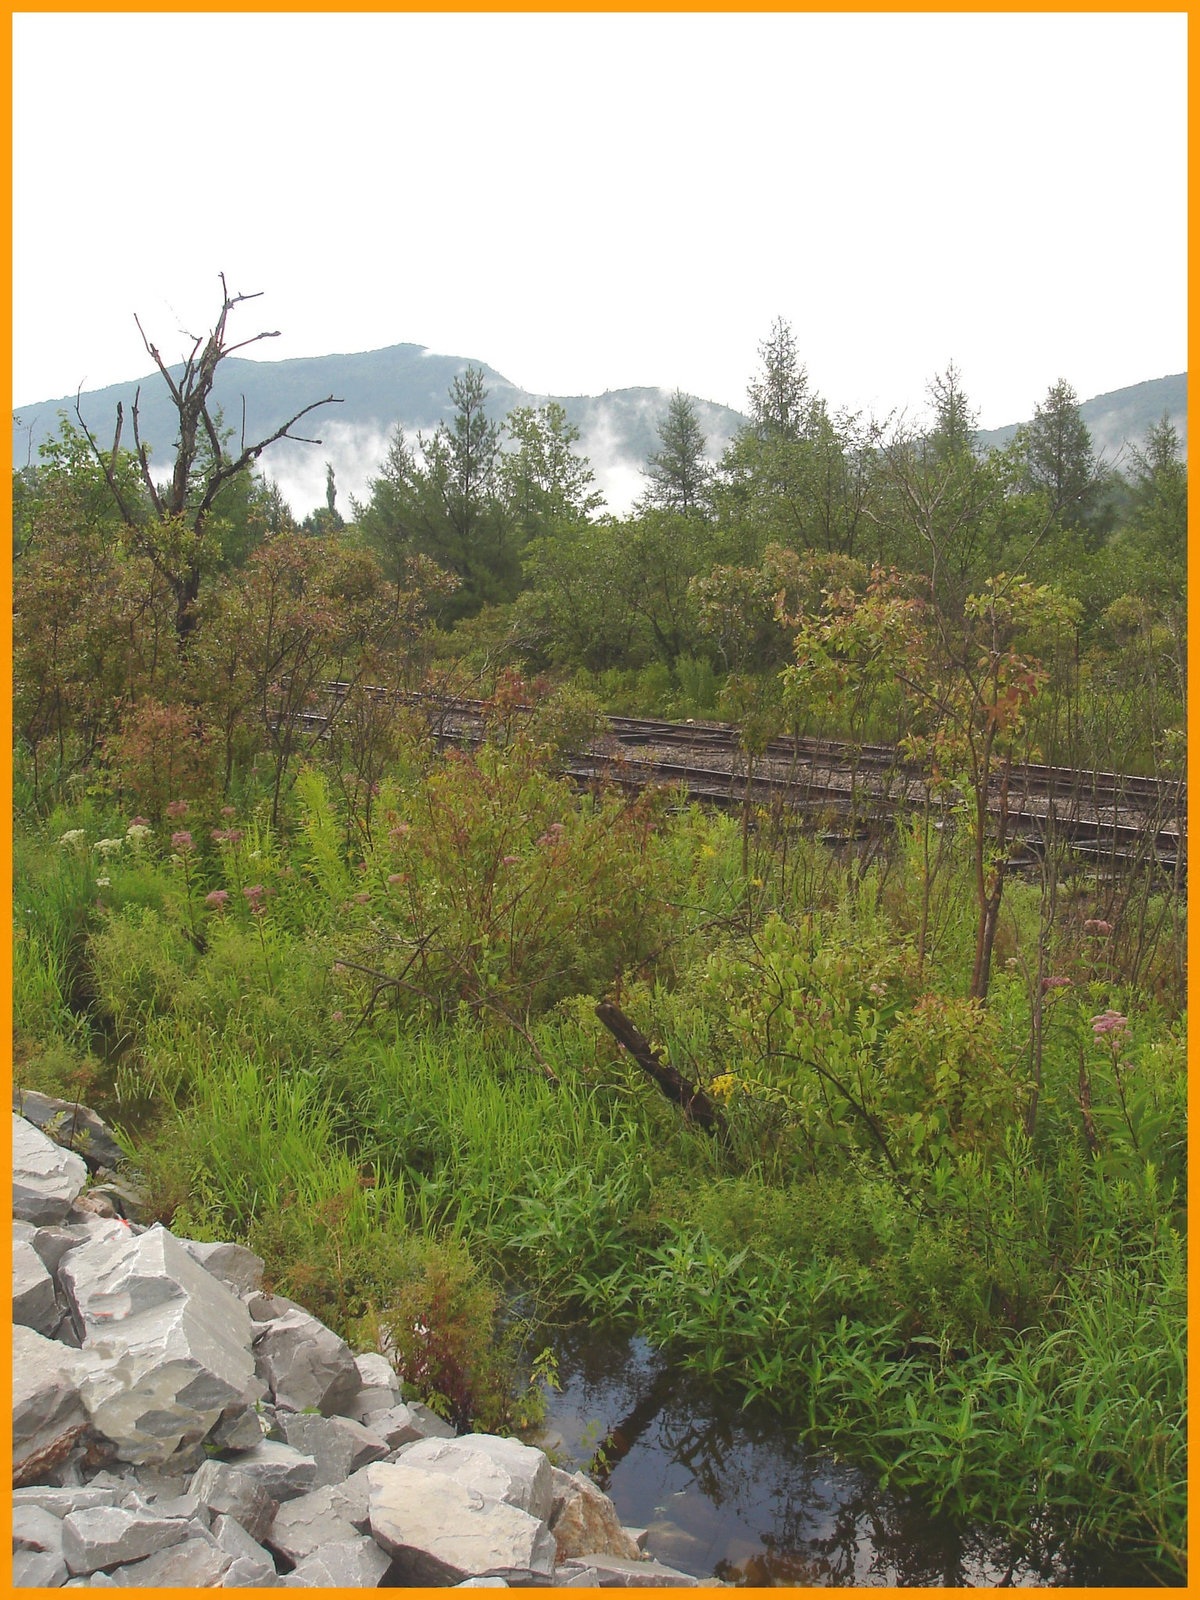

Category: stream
[536, 1326, 1174, 1588]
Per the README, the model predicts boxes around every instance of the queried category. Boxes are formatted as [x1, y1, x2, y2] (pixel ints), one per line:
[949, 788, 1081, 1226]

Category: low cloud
[252, 389, 740, 523]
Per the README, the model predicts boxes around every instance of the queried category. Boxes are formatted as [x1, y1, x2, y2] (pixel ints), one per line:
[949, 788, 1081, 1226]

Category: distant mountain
[11, 344, 746, 520]
[975, 373, 1186, 464]
[13, 351, 1185, 519]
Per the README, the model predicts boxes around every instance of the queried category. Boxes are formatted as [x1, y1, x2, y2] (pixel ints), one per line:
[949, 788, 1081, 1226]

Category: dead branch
[595, 1001, 725, 1134]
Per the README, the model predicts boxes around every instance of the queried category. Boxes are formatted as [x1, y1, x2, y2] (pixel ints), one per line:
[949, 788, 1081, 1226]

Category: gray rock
[245, 1289, 300, 1316]
[407, 1398, 457, 1438]
[12, 1325, 96, 1485]
[12, 1548, 69, 1587]
[13, 1502, 67, 1554]
[253, 1305, 362, 1416]
[32, 1222, 113, 1280]
[181, 1240, 265, 1296]
[60, 1504, 190, 1575]
[401, 1433, 554, 1521]
[188, 1459, 277, 1544]
[14, 1236, 60, 1333]
[13, 1089, 126, 1171]
[219, 1438, 317, 1500]
[347, 1400, 428, 1449]
[278, 1411, 390, 1486]
[353, 1351, 399, 1393]
[64, 1574, 118, 1587]
[282, 1535, 391, 1588]
[82, 1179, 150, 1223]
[78, 1468, 138, 1490]
[137, 1491, 208, 1523]
[109, 1535, 233, 1586]
[207, 1402, 267, 1452]
[59, 1223, 263, 1464]
[455, 1581, 511, 1589]
[13, 1486, 118, 1515]
[14, 1112, 89, 1224]
[367, 1461, 557, 1585]
[552, 1561, 610, 1587]
[223, 1558, 283, 1587]
[155, 1439, 210, 1478]
[548, 1469, 642, 1561]
[211, 1512, 279, 1586]
[265, 1483, 365, 1565]
[558, 1553, 702, 1586]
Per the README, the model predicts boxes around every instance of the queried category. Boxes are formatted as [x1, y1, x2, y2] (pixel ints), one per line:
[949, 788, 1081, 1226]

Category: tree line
[13, 286, 1186, 829]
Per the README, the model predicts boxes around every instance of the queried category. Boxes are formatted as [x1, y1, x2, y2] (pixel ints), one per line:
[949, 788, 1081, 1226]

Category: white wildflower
[93, 838, 123, 857]
[125, 823, 151, 845]
[59, 829, 86, 848]
[96, 877, 111, 888]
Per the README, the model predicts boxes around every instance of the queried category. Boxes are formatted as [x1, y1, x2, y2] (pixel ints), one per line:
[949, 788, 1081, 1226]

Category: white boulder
[12, 1325, 96, 1484]
[252, 1305, 361, 1416]
[401, 1433, 554, 1521]
[367, 1460, 558, 1585]
[13, 1112, 89, 1223]
[58, 1223, 263, 1463]
[13, 1235, 60, 1334]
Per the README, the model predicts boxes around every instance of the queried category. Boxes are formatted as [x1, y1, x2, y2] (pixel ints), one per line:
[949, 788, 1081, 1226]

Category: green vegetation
[12, 294, 1185, 1579]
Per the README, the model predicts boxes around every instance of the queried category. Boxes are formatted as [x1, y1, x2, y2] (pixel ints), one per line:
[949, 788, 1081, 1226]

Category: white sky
[12, 12, 1187, 430]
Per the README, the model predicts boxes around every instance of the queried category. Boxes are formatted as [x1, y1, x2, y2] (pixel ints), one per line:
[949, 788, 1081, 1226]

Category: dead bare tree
[76, 273, 341, 642]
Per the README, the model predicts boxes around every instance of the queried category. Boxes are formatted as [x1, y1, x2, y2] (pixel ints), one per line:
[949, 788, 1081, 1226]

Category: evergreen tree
[1018, 379, 1100, 529]
[639, 390, 713, 516]
[354, 367, 510, 618]
[926, 361, 977, 461]
[746, 316, 811, 441]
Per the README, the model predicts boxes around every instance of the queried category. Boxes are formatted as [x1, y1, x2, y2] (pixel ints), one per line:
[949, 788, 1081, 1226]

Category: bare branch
[129, 388, 164, 519]
[75, 389, 137, 528]
[223, 331, 281, 356]
[194, 395, 342, 521]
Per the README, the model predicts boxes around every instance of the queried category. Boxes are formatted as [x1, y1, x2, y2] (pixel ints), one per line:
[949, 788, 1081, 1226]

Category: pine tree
[639, 390, 712, 516]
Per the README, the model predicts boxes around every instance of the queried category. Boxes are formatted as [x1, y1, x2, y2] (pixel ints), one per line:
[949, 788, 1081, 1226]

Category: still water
[537, 1327, 1172, 1588]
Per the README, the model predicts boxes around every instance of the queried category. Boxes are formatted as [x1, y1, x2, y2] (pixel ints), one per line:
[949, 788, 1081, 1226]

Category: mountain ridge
[13, 347, 1186, 517]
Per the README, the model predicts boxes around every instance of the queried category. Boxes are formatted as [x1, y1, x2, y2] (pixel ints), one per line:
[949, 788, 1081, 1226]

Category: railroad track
[290, 683, 1186, 874]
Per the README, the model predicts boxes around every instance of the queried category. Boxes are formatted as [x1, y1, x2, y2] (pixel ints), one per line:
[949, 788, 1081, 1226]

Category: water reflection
[539, 1326, 1173, 1588]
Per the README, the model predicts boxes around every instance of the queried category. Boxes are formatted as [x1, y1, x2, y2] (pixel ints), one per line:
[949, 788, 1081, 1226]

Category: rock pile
[11, 1098, 704, 1587]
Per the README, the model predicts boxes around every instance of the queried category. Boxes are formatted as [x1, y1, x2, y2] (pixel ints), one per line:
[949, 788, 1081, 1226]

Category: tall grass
[15, 759, 1185, 1577]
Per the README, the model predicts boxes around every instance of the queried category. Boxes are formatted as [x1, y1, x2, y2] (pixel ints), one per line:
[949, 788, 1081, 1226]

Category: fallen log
[594, 1001, 726, 1136]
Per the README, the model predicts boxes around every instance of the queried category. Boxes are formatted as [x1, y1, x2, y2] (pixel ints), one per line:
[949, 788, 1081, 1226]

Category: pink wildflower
[332, 1011, 344, 1023]
[1091, 1009, 1128, 1037]
[221, 806, 236, 818]
[1083, 919, 1113, 935]
[205, 889, 229, 909]
[502, 855, 520, 865]
[166, 800, 189, 819]
[390, 823, 411, 840]
[387, 873, 404, 885]
[130, 816, 150, 827]
[171, 831, 194, 854]
[1041, 976, 1071, 992]
[353, 891, 371, 905]
[244, 884, 265, 904]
